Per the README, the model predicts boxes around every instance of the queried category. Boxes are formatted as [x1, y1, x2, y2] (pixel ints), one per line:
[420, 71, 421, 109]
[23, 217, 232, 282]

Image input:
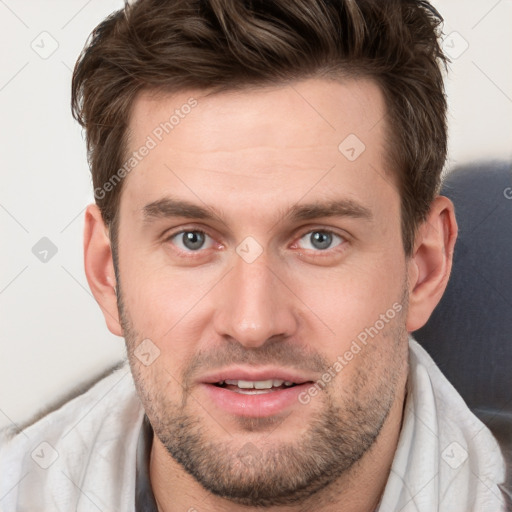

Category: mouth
[200, 372, 316, 417]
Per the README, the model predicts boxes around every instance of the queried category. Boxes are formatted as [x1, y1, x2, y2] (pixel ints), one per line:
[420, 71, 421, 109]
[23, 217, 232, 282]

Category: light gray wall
[1, 0, 511, 430]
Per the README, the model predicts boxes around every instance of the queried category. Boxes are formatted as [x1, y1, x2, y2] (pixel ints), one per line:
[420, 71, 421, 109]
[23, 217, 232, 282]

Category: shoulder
[0, 360, 144, 511]
[407, 337, 509, 510]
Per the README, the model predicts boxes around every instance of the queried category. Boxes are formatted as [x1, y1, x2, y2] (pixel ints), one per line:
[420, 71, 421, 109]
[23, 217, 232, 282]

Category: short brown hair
[71, 0, 447, 256]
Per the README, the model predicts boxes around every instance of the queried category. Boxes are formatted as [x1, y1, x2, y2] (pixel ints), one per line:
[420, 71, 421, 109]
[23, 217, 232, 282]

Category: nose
[212, 250, 298, 349]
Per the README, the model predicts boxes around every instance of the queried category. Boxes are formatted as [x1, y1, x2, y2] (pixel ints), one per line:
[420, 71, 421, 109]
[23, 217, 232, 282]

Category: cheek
[321, 304, 408, 410]
[120, 268, 224, 391]
[289, 252, 406, 344]
[119, 252, 215, 337]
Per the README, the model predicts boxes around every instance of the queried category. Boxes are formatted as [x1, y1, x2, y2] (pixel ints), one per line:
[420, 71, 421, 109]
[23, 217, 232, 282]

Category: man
[0, 0, 508, 510]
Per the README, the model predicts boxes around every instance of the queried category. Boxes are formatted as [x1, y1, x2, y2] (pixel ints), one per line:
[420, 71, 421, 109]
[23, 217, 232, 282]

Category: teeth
[221, 379, 293, 389]
[255, 380, 275, 389]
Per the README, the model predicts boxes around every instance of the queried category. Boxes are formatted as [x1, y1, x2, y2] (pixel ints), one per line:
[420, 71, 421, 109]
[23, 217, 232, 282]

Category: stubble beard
[117, 279, 409, 507]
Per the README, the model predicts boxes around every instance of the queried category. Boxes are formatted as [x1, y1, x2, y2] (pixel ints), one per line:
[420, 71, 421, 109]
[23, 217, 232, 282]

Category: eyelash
[163, 227, 348, 257]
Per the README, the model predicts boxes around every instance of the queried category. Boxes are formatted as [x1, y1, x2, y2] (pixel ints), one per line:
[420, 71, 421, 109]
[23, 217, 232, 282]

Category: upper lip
[200, 367, 315, 385]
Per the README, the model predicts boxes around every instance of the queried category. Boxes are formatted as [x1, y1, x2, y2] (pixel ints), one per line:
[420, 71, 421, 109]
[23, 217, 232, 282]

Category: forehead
[120, 78, 397, 223]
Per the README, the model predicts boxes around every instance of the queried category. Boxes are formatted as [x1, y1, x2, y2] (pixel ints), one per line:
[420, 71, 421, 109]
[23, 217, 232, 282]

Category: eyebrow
[142, 197, 373, 224]
[143, 198, 217, 222]
[287, 199, 373, 222]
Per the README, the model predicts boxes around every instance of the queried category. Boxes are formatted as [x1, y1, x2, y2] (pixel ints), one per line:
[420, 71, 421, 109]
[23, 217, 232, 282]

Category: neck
[150, 384, 407, 512]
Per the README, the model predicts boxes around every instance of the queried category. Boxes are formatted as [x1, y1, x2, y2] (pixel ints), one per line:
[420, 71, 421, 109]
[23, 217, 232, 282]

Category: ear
[83, 204, 123, 336]
[406, 195, 458, 332]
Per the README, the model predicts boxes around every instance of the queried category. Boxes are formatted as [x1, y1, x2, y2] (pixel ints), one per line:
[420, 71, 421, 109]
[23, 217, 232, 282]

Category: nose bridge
[213, 249, 296, 347]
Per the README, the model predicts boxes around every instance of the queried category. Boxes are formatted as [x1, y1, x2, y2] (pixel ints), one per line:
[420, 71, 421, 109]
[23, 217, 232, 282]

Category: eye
[168, 230, 214, 252]
[297, 230, 345, 251]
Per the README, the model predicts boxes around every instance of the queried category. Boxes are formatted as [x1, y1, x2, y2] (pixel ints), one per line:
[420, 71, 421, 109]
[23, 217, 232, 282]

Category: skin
[84, 78, 457, 511]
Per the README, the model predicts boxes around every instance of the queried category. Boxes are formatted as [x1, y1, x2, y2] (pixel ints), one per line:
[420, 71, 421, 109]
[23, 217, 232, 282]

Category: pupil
[311, 231, 331, 250]
[183, 231, 205, 250]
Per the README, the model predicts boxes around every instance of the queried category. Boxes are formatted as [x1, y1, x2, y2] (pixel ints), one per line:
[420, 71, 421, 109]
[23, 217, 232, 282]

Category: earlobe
[406, 196, 458, 332]
[83, 204, 123, 337]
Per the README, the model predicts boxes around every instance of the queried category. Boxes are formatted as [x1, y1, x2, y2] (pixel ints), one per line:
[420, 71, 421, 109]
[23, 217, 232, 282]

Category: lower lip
[200, 383, 313, 417]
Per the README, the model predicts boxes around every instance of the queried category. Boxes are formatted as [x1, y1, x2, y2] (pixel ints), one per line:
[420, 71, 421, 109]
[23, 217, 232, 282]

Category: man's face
[115, 78, 411, 505]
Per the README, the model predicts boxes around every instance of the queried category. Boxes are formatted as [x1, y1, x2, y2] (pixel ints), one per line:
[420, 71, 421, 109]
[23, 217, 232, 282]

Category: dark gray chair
[413, 160, 512, 505]
[414, 160, 512, 412]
